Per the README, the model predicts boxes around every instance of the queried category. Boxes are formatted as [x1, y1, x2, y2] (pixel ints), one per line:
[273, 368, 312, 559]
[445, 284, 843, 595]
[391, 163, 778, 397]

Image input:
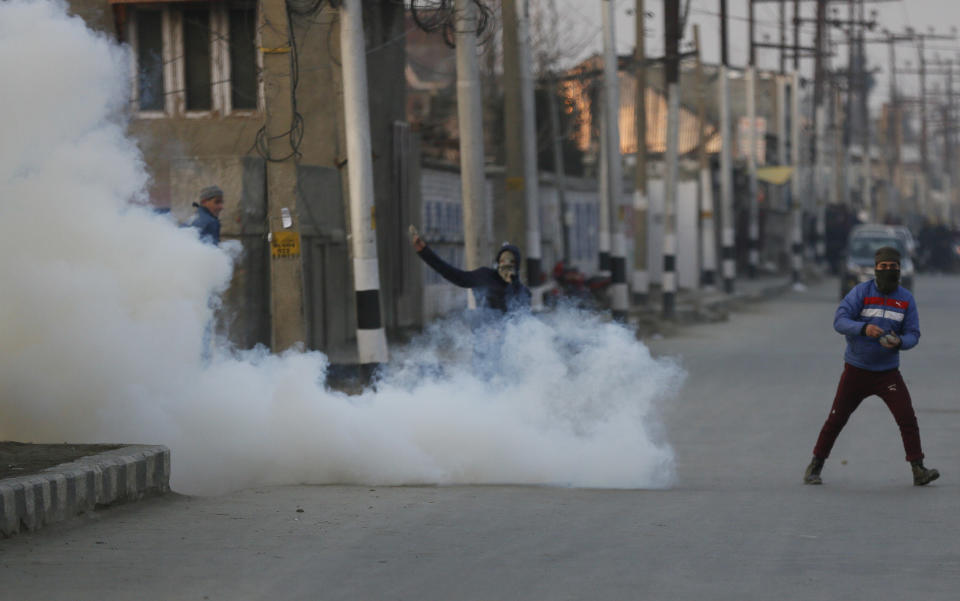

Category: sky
[563, 0, 960, 109]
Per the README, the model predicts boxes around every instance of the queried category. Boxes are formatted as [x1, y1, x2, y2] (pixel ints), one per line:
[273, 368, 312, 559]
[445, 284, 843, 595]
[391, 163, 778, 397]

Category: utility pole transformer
[341, 0, 388, 366]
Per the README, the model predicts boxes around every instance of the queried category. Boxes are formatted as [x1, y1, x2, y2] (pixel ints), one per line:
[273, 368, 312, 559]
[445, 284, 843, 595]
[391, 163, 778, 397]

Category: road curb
[0, 445, 170, 538]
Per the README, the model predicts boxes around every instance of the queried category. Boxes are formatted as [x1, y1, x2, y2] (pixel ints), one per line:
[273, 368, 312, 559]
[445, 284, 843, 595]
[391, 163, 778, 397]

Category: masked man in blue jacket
[409, 225, 531, 313]
[804, 246, 939, 486]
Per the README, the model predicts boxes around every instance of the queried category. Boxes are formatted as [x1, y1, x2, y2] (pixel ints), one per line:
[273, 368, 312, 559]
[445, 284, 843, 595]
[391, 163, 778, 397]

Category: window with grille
[125, 2, 261, 116]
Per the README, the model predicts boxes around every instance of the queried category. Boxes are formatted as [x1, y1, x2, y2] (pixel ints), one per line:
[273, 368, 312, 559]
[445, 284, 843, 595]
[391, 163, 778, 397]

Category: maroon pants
[813, 363, 924, 462]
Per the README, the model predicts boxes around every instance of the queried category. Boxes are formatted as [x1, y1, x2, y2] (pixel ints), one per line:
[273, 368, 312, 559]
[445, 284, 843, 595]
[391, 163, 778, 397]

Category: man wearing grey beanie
[189, 185, 224, 245]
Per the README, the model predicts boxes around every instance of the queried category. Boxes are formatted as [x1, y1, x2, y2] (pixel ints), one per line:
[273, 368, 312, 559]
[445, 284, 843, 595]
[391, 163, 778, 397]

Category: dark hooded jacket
[188, 202, 220, 245]
[416, 243, 531, 312]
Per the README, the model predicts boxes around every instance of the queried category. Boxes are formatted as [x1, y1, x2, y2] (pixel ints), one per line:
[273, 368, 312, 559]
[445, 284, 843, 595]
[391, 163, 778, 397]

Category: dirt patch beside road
[0, 441, 125, 480]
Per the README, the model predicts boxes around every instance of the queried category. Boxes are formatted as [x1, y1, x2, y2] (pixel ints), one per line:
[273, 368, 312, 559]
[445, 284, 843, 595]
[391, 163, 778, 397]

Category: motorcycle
[543, 261, 612, 310]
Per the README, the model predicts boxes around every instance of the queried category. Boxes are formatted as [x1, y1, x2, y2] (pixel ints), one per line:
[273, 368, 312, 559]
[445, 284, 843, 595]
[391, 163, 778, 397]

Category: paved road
[2, 275, 959, 600]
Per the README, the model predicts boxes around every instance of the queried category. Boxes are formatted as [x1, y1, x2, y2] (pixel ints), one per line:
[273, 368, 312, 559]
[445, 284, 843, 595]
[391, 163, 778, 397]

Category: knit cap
[874, 246, 901, 265]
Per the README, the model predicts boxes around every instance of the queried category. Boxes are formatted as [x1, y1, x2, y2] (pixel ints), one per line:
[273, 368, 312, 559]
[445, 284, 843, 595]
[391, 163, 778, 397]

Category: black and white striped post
[790, 71, 804, 287]
[517, 0, 542, 291]
[662, 0, 680, 319]
[718, 1, 736, 294]
[602, 0, 629, 320]
[746, 65, 759, 279]
[341, 0, 388, 371]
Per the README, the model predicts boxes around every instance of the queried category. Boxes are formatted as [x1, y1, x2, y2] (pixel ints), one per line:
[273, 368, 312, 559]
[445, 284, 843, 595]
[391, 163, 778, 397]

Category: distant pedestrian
[409, 225, 530, 313]
[188, 185, 224, 245]
[804, 246, 939, 486]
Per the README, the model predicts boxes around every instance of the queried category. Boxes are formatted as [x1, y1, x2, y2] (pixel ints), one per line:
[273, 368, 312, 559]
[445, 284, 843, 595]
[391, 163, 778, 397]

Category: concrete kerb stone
[630, 275, 807, 338]
[0, 444, 170, 538]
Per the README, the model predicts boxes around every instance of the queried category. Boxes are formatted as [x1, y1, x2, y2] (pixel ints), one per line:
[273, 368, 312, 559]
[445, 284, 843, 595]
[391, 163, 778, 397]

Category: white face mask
[497, 253, 517, 282]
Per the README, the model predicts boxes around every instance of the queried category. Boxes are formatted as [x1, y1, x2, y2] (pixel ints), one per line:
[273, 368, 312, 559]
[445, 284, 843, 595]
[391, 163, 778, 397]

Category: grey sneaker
[911, 460, 940, 486]
[804, 457, 824, 485]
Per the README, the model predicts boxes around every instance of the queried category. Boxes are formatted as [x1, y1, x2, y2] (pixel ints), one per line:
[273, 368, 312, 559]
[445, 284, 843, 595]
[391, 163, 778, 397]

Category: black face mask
[875, 268, 900, 294]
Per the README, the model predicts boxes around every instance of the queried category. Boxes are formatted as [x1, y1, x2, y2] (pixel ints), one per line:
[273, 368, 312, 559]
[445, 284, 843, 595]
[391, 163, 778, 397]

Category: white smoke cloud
[0, 0, 683, 495]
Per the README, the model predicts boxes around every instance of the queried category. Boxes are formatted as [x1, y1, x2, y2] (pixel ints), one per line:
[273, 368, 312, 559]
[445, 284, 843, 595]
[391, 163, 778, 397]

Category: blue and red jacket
[833, 280, 920, 371]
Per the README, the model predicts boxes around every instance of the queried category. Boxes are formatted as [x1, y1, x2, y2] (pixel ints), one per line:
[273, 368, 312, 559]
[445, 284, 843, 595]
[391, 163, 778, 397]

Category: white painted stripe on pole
[357, 328, 388, 364]
[525, 229, 542, 259]
[722, 228, 734, 247]
[632, 270, 649, 292]
[723, 259, 735, 279]
[612, 231, 626, 256]
[611, 282, 629, 308]
[353, 257, 381, 291]
[749, 249, 759, 264]
[599, 230, 611, 253]
[633, 189, 648, 210]
[662, 270, 676, 293]
[700, 168, 717, 271]
[341, 0, 377, 254]
[792, 255, 802, 270]
[664, 232, 676, 255]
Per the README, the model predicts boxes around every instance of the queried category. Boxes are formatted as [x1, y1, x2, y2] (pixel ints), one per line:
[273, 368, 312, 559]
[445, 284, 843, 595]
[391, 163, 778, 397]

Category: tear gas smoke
[0, 0, 684, 495]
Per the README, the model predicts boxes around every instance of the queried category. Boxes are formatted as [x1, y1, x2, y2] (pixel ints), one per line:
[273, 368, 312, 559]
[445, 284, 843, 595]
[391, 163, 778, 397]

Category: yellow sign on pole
[271, 230, 301, 258]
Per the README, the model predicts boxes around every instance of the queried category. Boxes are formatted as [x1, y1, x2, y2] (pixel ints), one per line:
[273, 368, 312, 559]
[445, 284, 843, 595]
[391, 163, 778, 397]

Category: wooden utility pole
[260, 0, 306, 352]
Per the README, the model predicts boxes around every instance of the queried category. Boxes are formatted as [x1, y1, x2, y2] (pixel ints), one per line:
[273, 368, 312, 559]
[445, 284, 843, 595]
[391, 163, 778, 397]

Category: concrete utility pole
[813, 0, 827, 264]
[632, 0, 649, 304]
[662, 0, 680, 318]
[602, 0, 629, 320]
[694, 25, 717, 290]
[517, 0, 542, 286]
[455, 0, 490, 273]
[776, 73, 788, 258]
[546, 75, 571, 263]
[543, 0, 570, 265]
[260, 0, 306, 352]
[746, 0, 759, 278]
[918, 35, 929, 215]
[341, 0, 388, 367]
[791, 71, 804, 285]
[745, 65, 759, 278]
[884, 31, 902, 220]
[501, 0, 528, 272]
[718, 0, 736, 293]
[856, 0, 872, 220]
